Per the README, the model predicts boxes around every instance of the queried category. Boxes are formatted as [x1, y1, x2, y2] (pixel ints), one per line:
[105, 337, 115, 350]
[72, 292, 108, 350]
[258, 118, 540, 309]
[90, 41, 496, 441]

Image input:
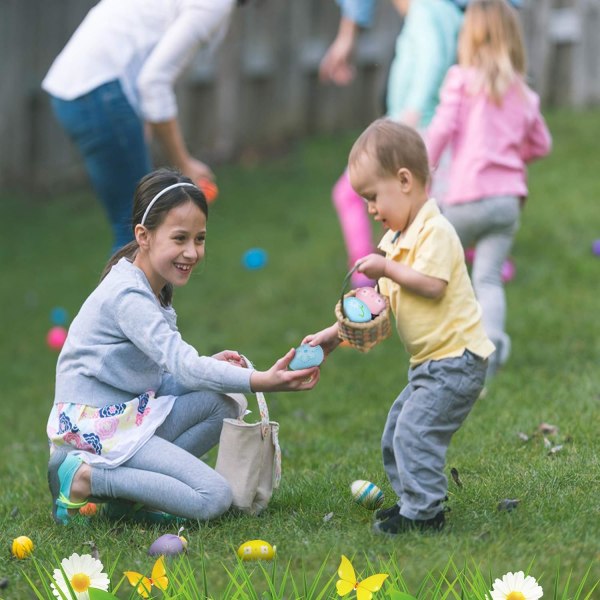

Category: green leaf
[89, 588, 120, 600]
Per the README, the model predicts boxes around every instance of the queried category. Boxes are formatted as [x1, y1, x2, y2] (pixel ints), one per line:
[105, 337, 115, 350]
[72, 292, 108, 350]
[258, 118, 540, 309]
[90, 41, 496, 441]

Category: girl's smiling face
[134, 200, 207, 298]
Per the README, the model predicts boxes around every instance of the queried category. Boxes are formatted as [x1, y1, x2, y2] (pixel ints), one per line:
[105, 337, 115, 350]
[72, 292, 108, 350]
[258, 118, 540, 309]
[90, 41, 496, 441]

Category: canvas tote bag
[216, 390, 281, 515]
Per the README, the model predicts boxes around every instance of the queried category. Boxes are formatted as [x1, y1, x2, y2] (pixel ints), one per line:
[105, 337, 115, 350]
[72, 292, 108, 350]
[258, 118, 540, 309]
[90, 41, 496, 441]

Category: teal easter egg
[289, 344, 324, 370]
[355, 287, 386, 316]
[343, 297, 372, 323]
[350, 479, 384, 510]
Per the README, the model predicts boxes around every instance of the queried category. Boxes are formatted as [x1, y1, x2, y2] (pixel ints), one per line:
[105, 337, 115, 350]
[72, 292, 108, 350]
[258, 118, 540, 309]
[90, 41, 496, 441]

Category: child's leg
[444, 196, 520, 376]
[332, 170, 375, 287]
[91, 435, 232, 520]
[155, 391, 239, 457]
[469, 198, 520, 376]
[381, 383, 413, 503]
[393, 352, 486, 520]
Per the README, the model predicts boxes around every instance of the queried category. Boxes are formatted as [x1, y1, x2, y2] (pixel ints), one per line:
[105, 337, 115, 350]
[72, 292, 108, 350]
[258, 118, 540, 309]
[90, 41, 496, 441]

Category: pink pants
[332, 170, 375, 288]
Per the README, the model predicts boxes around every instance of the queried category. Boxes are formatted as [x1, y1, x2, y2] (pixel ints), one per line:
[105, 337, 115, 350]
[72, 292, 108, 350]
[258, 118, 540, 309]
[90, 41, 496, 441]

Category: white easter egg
[350, 479, 384, 510]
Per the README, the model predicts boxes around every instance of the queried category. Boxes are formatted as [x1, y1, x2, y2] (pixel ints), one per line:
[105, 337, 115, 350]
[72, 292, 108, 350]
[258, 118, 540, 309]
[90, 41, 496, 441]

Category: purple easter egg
[592, 239, 600, 256]
[148, 534, 186, 556]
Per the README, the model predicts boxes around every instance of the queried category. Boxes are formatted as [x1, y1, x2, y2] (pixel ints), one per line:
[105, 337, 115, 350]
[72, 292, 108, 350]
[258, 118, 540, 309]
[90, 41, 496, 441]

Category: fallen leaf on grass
[323, 512, 334, 522]
[450, 467, 463, 487]
[548, 444, 564, 456]
[538, 422, 559, 435]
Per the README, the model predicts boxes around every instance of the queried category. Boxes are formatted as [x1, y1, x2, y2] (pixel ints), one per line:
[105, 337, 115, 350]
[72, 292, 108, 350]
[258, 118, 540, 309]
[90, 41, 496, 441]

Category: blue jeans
[50, 81, 152, 254]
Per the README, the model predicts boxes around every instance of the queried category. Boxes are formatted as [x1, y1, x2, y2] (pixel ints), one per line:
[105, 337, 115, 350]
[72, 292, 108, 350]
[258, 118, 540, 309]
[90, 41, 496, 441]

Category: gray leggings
[89, 391, 238, 520]
[443, 196, 520, 376]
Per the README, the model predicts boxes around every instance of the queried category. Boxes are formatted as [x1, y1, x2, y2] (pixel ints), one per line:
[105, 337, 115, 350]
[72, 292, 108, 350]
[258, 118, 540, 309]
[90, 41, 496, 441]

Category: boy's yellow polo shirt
[378, 199, 495, 366]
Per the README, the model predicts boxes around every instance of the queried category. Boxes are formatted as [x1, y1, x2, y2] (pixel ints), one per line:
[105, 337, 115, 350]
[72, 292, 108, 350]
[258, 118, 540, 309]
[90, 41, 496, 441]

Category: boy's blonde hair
[349, 118, 430, 187]
[458, 0, 526, 104]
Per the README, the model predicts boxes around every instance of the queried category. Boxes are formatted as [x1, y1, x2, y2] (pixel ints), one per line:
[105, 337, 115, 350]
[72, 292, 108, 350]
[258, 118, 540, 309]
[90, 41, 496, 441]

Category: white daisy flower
[490, 571, 543, 600]
[51, 552, 110, 600]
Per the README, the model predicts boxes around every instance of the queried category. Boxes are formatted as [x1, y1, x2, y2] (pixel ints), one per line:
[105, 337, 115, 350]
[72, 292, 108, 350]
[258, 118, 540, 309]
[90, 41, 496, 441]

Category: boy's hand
[302, 324, 341, 356]
[355, 254, 388, 280]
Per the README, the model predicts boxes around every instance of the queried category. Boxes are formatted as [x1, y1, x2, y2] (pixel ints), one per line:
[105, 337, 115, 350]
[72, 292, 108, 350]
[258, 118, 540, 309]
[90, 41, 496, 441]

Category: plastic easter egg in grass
[50, 306, 68, 326]
[79, 502, 98, 517]
[148, 527, 188, 556]
[354, 287, 386, 316]
[197, 177, 219, 203]
[237, 539, 276, 561]
[501, 258, 516, 283]
[343, 297, 372, 323]
[47, 326, 68, 351]
[592, 239, 600, 256]
[11, 536, 34, 559]
[242, 248, 268, 270]
[350, 480, 384, 510]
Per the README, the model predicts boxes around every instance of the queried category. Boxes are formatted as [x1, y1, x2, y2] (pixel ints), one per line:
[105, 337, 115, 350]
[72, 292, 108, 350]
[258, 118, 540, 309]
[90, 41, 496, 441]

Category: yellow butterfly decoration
[124, 555, 169, 598]
[336, 555, 389, 600]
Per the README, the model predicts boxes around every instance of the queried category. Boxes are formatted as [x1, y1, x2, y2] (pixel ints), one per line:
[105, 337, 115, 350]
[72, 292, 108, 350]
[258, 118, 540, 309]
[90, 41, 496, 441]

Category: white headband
[140, 182, 198, 226]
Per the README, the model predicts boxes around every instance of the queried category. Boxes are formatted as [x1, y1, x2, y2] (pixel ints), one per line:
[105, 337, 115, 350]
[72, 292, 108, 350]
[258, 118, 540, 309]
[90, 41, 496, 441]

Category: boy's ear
[396, 167, 413, 191]
[134, 224, 150, 249]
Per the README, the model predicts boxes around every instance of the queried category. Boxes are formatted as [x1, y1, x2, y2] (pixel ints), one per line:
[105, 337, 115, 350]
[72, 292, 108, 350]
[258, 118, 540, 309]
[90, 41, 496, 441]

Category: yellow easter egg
[11, 536, 34, 559]
[237, 539, 276, 561]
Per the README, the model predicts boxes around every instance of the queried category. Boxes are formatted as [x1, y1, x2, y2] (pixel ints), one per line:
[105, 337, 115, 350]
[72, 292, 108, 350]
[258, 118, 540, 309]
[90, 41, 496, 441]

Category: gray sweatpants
[90, 391, 238, 520]
[443, 195, 520, 376]
[382, 350, 487, 520]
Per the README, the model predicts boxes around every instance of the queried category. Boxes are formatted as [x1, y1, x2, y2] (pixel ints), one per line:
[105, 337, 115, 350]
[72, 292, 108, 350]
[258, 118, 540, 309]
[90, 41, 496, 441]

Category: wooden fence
[1, 0, 598, 189]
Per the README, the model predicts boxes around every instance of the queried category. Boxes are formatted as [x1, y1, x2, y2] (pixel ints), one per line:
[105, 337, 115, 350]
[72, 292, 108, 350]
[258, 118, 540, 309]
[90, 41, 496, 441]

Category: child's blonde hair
[458, 0, 526, 104]
[349, 118, 430, 187]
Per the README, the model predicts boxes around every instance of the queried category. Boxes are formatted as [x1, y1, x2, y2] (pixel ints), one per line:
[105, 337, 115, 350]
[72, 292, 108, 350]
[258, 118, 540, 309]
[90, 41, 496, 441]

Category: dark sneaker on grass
[373, 511, 445, 535]
[374, 503, 401, 521]
[101, 499, 187, 525]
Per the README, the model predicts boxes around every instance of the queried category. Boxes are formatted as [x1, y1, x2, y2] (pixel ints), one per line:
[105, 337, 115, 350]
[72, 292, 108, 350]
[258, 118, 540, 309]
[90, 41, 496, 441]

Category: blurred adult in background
[43, 0, 246, 254]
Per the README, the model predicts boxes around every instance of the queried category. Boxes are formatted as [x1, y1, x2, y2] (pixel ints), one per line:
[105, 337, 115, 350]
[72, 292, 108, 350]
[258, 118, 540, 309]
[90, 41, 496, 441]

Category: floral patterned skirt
[47, 391, 176, 468]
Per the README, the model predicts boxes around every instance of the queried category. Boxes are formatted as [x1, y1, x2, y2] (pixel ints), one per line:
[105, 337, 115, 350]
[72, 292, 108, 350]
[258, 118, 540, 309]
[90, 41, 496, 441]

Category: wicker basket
[335, 267, 392, 352]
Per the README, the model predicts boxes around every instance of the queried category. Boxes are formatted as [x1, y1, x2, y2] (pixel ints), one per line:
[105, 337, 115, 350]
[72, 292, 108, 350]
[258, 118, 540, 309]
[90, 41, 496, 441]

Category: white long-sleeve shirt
[42, 0, 235, 122]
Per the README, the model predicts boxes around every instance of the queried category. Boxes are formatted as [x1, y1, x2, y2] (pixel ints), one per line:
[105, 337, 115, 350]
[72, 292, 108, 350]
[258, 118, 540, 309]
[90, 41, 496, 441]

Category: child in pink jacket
[425, 0, 551, 380]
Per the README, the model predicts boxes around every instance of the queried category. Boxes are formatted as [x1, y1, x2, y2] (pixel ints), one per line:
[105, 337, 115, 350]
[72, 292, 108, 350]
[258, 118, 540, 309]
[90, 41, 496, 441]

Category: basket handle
[339, 265, 360, 319]
[240, 355, 270, 438]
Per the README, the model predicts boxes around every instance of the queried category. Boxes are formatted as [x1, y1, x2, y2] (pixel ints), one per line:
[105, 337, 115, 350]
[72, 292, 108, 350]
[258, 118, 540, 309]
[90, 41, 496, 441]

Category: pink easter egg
[354, 287, 387, 316]
[465, 247, 476, 264]
[46, 326, 67, 351]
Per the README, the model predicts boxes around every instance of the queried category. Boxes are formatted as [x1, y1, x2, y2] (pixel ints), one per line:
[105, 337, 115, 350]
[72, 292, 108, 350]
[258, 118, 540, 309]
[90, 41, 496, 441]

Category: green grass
[1, 109, 599, 599]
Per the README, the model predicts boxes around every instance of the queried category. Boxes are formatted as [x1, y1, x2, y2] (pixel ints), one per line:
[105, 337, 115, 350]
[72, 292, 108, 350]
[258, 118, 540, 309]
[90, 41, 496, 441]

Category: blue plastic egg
[343, 297, 372, 323]
[50, 307, 68, 326]
[289, 344, 324, 370]
[242, 248, 268, 270]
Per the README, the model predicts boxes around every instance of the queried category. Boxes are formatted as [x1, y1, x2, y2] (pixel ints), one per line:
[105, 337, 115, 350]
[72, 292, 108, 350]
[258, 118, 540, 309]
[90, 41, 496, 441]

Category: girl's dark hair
[101, 168, 208, 305]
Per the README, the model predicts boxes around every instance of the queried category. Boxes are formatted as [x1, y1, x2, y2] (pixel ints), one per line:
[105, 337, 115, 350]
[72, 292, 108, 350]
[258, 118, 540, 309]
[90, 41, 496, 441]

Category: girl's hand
[250, 348, 320, 393]
[212, 350, 247, 368]
[355, 254, 388, 280]
[302, 324, 341, 356]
